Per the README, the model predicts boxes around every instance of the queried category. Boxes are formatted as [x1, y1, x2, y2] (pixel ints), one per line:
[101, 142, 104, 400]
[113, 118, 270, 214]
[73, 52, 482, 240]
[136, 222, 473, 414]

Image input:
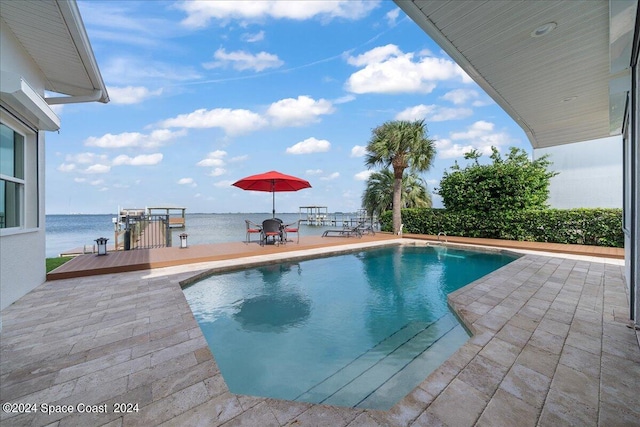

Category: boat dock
[298, 206, 377, 228]
[113, 206, 186, 251]
[147, 206, 187, 228]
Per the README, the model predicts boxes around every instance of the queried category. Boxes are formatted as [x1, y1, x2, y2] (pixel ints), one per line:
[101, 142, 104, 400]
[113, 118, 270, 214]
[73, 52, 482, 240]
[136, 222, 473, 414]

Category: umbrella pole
[272, 180, 276, 218]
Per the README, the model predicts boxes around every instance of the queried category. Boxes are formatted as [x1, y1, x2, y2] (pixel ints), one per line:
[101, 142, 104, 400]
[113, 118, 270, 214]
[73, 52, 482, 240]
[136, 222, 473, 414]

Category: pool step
[296, 313, 467, 408]
[356, 324, 470, 409]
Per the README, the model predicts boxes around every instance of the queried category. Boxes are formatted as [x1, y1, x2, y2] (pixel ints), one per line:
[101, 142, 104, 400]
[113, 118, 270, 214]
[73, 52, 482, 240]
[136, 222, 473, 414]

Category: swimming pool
[183, 244, 518, 409]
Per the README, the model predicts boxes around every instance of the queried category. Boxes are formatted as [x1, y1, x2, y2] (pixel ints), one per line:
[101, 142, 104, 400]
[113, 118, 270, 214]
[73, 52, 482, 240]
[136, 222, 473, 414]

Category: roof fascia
[51, 0, 109, 104]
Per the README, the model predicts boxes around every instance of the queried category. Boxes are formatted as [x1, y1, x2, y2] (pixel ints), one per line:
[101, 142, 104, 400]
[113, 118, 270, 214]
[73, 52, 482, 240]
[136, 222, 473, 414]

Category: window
[0, 123, 25, 228]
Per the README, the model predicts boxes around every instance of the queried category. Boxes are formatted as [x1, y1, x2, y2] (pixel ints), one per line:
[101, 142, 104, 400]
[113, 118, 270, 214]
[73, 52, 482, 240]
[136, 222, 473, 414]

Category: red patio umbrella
[232, 170, 312, 217]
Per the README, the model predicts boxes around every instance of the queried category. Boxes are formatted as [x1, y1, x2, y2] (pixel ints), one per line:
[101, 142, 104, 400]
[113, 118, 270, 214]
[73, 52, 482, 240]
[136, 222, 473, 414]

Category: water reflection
[358, 246, 446, 342]
[234, 263, 310, 332]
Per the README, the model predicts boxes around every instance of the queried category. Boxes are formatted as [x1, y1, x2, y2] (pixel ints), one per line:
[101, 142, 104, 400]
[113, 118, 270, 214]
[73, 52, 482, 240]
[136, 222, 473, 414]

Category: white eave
[0, 0, 109, 105]
[394, 0, 637, 149]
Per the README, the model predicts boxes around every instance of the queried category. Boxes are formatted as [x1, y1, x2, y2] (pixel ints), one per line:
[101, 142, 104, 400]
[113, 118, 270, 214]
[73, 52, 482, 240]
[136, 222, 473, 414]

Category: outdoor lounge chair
[261, 219, 283, 245]
[322, 221, 370, 238]
[245, 220, 262, 243]
[283, 220, 301, 243]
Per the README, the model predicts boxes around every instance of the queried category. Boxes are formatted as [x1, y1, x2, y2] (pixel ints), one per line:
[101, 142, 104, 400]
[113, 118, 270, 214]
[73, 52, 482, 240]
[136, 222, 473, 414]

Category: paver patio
[1, 237, 638, 426]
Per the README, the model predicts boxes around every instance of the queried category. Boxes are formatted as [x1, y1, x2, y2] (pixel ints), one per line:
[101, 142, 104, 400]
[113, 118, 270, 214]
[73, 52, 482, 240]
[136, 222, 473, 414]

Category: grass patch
[46, 256, 74, 273]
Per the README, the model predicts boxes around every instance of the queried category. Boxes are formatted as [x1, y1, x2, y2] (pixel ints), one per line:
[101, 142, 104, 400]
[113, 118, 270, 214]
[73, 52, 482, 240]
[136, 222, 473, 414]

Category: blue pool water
[183, 245, 518, 409]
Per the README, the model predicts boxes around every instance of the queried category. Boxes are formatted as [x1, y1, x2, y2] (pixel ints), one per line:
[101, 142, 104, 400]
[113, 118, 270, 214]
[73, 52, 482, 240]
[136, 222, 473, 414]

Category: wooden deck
[47, 233, 624, 281]
[404, 234, 625, 259]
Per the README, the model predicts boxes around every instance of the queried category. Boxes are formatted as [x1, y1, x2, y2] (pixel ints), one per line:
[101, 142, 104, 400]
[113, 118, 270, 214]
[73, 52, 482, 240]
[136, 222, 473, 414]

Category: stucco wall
[0, 229, 46, 311]
[534, 136, 623, 209]
[0, 20, 48, 311]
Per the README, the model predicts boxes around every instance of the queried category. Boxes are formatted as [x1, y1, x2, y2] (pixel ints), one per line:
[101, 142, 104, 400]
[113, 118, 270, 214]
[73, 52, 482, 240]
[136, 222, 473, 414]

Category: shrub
[380, 208, 623, 247]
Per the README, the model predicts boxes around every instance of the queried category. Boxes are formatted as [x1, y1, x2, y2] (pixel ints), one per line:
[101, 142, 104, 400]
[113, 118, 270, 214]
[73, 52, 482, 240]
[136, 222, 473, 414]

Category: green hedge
[380, 208, 623, 247]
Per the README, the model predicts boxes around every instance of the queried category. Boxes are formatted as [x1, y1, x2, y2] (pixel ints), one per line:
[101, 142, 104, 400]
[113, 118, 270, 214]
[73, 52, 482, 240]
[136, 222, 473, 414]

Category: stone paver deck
[1, 238, 638, 426]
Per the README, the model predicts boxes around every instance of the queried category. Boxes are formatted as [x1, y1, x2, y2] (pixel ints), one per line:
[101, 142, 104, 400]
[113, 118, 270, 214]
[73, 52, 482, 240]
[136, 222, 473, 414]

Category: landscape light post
[95, 237, 108, 256]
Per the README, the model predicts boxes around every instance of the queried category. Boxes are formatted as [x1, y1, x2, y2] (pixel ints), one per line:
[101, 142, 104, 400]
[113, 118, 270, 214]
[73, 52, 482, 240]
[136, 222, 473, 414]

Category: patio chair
[356, 221, 375, 236]
[322, 221, 366, 238]
[261, 218, 283, 245]
[245, 220, 262, 243]
[283, 220, 301, 243]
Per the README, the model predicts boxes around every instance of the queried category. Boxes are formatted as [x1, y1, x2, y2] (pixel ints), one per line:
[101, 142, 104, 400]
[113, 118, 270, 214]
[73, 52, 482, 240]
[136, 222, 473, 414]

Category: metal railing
[115, 214, 171, 250]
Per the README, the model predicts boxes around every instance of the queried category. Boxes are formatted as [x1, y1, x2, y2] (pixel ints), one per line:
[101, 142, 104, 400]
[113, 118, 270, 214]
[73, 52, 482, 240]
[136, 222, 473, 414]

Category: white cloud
[430, 107, 473, 122]
[57, 163, 76, 172]
[437, 121, 516, 159]
[321, 172, 340, 181]
[230, 155, 248, 162]
[85, 129, 185, 148]
[350, 145, 366, 157]
[346, 44, 402, 67]
[395, 104, 472, 122]
[395, 105, 435, 121]
[214, 179, 234, 188]
[203, 48, 284, 72]
[441, 89, 479, 105]
[208, 168, 226, 177]
[267, 96, 335, 127]
[243, 30, 265, 42]
[89, 179, 105, 186]
[160, 108, 268, 136]
[177, 177, 196, 186]
[103, 56, 201, 86]
[333, 94, 356, 104]
[78, 2, 180, 48]
[112, 153, 164, 166]
[65, 152, 109, 164]
[450, 120, 495, 140]
[436, 139, 477, 159]
[107, 86, 164, 105]
[386, 8, 400, 26]
[83, 164, 111, 174]
[345, 44, 470, 94]
[306, 169, 323, 175]
[159, 96, 335, 136]
[197, 150, 227, 167]
[286, 137, 331, 154]
[354, 170, 374, 181]
[177, 0, 380, 28]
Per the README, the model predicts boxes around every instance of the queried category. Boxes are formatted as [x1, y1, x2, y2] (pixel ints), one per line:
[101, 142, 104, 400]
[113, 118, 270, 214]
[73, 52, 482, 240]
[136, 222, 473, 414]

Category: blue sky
[45, 0, 529, 214]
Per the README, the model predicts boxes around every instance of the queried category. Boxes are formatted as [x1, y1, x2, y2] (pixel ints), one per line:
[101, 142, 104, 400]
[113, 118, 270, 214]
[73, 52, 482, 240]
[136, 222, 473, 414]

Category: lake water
[45, 213, 355, 258]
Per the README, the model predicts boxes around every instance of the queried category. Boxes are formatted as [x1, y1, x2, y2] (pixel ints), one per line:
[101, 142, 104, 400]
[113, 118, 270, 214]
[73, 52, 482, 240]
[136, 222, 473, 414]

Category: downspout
[45, 89, 103, 105]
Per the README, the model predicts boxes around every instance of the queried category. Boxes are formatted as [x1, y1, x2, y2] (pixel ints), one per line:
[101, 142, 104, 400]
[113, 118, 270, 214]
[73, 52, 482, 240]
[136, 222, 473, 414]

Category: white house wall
[0, 20, 49, 310]
[534, 136, 623, 209]
[0, 23, 46, 93]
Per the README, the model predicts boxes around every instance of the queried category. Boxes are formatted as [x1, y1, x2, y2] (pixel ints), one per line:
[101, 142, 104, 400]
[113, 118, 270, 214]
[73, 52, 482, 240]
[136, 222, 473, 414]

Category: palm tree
[365, 120, 436, 234]
[362, 169, 432, 218]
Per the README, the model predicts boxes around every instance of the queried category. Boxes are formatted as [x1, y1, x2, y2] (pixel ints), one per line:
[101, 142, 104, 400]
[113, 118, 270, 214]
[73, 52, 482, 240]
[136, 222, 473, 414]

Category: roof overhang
[394, 0, 637, 149]
[0, 0, 109, 105]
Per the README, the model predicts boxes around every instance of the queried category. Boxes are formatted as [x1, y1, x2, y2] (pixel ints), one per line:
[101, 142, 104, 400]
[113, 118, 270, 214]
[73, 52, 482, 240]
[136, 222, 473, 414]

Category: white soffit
[0, 0, 108, 103]
[395, 0, 626, 149]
